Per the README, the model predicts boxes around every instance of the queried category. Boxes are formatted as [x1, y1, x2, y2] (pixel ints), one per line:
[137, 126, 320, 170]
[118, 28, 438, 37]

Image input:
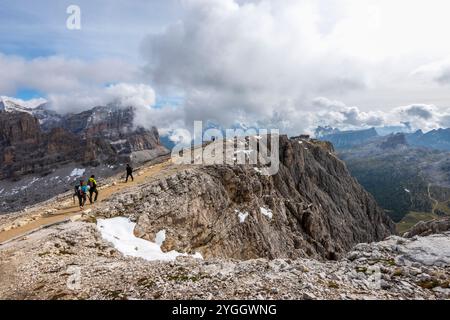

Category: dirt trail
[427, 183, 439, 215]
[0, 159, 173, 244]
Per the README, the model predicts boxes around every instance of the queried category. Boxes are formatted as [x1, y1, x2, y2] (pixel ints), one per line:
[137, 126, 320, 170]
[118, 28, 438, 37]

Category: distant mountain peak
[0, 96, 47, 113]
[379, 133, 408, 150]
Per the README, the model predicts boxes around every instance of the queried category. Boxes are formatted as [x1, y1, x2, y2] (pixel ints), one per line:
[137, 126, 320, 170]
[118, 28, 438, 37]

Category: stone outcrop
[321, 128, 379, 149]
[96, 136, 396, 260]
[380, 133, 408, 150]
[404, 217, 450, 238]
[0, 222, 447, 300]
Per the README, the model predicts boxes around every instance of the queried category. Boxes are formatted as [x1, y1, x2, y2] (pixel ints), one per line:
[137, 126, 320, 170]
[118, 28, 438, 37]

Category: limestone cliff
[0, 106, 168, 180]
[96, 136, 396, 260]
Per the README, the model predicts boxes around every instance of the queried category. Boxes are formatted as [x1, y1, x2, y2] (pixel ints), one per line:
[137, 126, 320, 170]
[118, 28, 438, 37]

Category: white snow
[28, 177, 40, 185]
[404, 188, 411, 193]
[260, 207, 273, 219]
[235, 210, 249, 223]
[0, 96, 47, 112]
[155, 229, 166, 246]
[97, 217, 203, 262]
[110, 139, 127, 145]
[70, 168, 85, 177]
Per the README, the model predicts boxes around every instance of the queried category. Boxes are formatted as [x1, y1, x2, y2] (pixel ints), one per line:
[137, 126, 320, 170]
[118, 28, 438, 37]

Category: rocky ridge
[0, 222, 448, 300]
[93, 136, 395, 260]
[404, 217, 450, 238]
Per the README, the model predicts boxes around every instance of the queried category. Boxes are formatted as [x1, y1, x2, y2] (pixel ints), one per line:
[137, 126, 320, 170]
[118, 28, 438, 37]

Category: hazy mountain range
[319, 127, 450, 232]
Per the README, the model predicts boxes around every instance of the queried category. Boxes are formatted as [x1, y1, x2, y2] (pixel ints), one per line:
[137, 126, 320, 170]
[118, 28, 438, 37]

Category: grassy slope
[396, 200, 450, 234]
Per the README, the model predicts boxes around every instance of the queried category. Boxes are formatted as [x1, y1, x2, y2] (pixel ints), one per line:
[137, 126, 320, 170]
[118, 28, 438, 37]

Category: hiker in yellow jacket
[88, 175, 99, 204]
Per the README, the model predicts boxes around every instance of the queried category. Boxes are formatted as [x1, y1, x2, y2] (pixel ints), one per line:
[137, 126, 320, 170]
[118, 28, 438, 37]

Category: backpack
[77, 186, 83, 196]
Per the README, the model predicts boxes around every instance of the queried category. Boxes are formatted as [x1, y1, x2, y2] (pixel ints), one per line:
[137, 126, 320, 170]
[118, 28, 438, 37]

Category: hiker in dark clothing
[125, 164, 134, 182]
[88, 175, 99, 204]
[73, 185, 79, 204]
[76, 180, 89, 209]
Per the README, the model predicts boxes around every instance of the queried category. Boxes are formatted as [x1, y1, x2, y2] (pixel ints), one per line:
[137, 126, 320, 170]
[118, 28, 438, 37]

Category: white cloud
[4, 0, 450, 136]
[47, 83, 183, 132]
[138, 0, 450, 134]
[105, 83, 156, 109]
[47, 83, 156, 114]
[311, 98, 450, 133]
[0, 53, 139, 96]
[141, 0, 368, 133]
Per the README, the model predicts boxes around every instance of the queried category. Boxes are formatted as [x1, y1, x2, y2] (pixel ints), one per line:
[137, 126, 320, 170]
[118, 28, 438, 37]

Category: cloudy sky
[2, 0, 450, 135]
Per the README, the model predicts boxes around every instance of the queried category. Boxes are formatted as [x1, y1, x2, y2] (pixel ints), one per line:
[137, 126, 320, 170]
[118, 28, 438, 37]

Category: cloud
[312, 97, 385, 128]
[141, 0, 368, 133]
[398, 104, 434, 120]
[412, 58, 450, 85]
[311, 98, 450, 133]
[47, 83, 154, 112]
[137, 0, 450, 134]
[5, 0, 450, 136]
[47, 83, 182, 130]
[0, 53, 139, 97]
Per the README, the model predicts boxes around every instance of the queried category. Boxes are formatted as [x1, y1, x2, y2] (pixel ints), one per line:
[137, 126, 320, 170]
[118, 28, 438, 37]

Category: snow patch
[260, 207, 273, 219]
[0, 96, 47, 109]
[235, 210, 249, 223]
[70, 168, 85, 177]
[155, 229, 166, 246]
[97, 217, 203, 262]
[110, 139, 127, 145]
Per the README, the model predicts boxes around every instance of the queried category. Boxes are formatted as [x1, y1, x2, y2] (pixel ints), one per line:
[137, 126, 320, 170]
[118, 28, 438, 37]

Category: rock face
[404, 218, 450, 238]
[321, 128, 379, 150]
[0, 105, 168, 180]
[406, 128, 450, 151]
[96, 136, 395, 260]
[380, 133, 408, 150]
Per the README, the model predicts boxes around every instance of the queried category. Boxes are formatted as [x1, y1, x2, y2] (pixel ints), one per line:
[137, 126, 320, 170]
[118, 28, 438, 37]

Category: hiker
[88, 175, 99, 204]
[76, 180, 89, 209]
[125, 163, 134, 182]
[73, 185, 79, 204]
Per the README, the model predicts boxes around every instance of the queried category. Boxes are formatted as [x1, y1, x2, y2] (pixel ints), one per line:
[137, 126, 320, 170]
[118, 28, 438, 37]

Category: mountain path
[0, 159, 173, 245]
[427, 183, 439, 215]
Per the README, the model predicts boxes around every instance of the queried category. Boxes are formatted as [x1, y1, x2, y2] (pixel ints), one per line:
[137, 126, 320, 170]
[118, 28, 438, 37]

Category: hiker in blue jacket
[76, 180, 90, 209]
